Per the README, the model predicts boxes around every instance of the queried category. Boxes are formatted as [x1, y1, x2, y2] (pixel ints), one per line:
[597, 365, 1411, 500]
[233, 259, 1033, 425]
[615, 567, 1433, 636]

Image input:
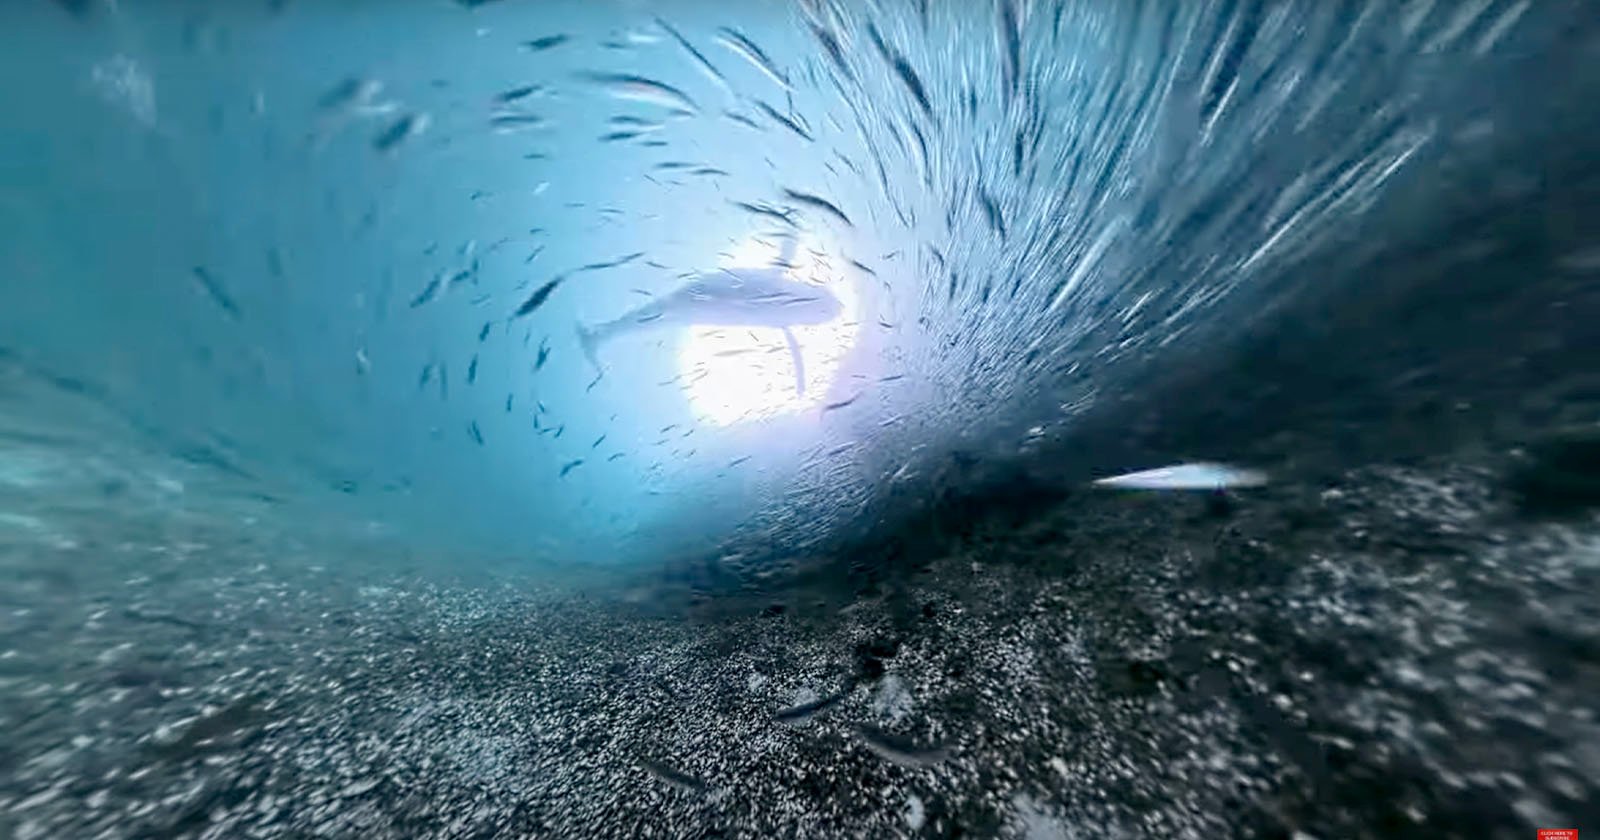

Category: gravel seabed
[2, 452, 1596, 839]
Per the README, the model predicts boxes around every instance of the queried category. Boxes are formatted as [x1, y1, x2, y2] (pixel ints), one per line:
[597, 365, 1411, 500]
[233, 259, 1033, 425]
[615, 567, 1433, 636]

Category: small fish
[978, 188, 1006, 239]
[522, 34, 571, 52]
[714, 27, 790, 90]
[1091, 463, 1268, 491]
[592, 433, 606, 449]
[553, 424, 565, 438]
[494, 84, 546, 105]
[607, 452, 625, 462]
[997, 0, 1022, 101]
[372, 112, 429, 153]
[190, 266, 241, 318]
[847, 258, 877, 277]
[723, 110, 763, 131]
[753, 99, 812, 141]
[774, 692, 846, 724]
[783, 188, 852, 227]
[728, 455, 752, 467]
[489, 111, 548, 133]
[418, 363, 433, 389]
[809, 20, 854, 81]
[409, 276, 442, 308]
[559, 458, 583, 477]
[466, 354, 478, 384]
[866, 23, 934, 121]
[535, 339, 551, 370]
[579, 72, 698, 113]
[478, 322, 492, 342]
[513, 276, 566, 318]
[577, 251, 644, 272]
[654, 17, 731, 94]
[637, 757, 706, 794]
[853, 724, 949, 768]
[467, 421, 484, 445]
[730, 200, 796, 227]
[822, 394, 860, 412]
[609, 115, 662, 128]
[599, 130, 640, 142]
[505, 393, 514, 412]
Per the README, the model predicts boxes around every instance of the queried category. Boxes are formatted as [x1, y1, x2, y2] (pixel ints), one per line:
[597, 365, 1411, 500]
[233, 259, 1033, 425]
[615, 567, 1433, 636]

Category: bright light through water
[678, 236, 859, 426]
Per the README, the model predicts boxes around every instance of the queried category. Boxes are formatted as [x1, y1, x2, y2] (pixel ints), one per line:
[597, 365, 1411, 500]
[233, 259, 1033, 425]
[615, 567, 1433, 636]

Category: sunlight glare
[678, 236, 858, 426]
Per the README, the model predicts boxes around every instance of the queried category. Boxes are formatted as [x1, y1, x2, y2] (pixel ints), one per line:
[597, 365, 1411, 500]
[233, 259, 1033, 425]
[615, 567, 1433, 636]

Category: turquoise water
[6, 1, 1578, 572]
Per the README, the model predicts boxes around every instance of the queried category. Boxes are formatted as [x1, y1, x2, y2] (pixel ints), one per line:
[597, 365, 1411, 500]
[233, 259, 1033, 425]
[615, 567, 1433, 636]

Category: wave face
[1, 1, 1593, 565]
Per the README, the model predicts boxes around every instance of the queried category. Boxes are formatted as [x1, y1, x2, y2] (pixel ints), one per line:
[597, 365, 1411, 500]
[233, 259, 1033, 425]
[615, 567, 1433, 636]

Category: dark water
[2, 1, 1598, 837]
